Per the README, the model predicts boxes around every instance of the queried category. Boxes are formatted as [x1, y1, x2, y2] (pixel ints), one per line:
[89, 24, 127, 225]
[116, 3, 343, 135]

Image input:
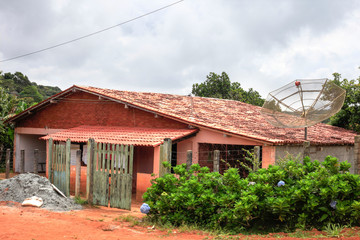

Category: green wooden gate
[91, 142, 134, 210]
[48, 138, 71, 197]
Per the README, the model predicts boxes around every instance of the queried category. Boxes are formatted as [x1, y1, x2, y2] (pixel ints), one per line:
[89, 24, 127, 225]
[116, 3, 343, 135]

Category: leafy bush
[143, 155, 360, 232]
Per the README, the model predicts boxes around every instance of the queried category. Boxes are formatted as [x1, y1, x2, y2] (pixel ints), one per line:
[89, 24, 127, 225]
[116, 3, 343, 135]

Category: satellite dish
[260, 78, 346, 139]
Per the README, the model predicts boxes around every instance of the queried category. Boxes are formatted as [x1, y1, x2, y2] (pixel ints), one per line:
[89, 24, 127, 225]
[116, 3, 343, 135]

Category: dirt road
[0, 202, 206, 240]
[1, 201, 360, 240]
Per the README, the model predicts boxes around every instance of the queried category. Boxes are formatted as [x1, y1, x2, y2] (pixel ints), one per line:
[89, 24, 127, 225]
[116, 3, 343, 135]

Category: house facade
[6, 85, 358, 200]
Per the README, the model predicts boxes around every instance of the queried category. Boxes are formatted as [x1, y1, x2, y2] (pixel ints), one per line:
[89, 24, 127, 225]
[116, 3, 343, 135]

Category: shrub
[143, 155, 360, 232]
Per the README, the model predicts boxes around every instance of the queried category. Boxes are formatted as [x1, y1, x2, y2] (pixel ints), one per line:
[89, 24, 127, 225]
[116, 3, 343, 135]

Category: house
[5, 85, 359, 199]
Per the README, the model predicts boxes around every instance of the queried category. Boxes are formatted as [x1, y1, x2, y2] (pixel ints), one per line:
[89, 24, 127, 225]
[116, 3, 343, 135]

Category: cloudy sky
[1, 0, 360, 97]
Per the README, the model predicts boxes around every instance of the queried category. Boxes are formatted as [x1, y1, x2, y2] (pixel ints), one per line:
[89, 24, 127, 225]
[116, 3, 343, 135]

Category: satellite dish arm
[304, 79, 328, 117]
[269, 93, 298, 112]
[297, 84, 306, 117]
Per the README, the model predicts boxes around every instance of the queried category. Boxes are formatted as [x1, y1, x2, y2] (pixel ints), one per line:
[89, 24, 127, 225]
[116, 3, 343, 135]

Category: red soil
[0, 201, 360, 240]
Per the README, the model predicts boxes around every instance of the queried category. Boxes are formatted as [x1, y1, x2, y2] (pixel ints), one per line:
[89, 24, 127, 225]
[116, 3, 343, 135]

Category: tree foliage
[329, 72, 360, 133]
[192, 72, 265, 106]
[0, 71, 61, 105]
[0, 70, 61, 167]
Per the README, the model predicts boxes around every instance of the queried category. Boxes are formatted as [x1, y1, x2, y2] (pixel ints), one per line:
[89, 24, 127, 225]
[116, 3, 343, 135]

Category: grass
[73, 196, 88, 205]
[287, 229, 322, 238]
[114, 215, 142, 227]
[323, 223, 346, 238]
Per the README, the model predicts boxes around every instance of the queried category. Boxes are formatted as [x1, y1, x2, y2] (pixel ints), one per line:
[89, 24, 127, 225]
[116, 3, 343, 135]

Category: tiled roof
[40, 126, 198, 146]
[76, 86, 357, 145]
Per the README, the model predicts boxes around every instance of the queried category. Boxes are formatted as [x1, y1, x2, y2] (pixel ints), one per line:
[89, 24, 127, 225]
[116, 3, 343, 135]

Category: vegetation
[330, 72, 360, 133]
[143, 155, 360, 233]
[0, 71, 61, 170]
[0, 71, 61, 105]
[0, 86, 28, 165]
[192, 72, 265, 106]
[73, 196, 88, 205]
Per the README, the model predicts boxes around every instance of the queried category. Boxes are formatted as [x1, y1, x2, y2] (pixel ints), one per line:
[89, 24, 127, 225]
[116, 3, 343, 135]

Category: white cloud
[0, 0, 359, 97]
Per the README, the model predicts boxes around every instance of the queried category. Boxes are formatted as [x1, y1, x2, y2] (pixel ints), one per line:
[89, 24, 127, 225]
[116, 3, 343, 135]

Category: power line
[0, 0, 185, 63]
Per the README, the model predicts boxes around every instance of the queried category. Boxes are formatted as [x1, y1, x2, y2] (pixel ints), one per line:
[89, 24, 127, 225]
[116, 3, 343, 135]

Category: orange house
[6, 85, 357, 199]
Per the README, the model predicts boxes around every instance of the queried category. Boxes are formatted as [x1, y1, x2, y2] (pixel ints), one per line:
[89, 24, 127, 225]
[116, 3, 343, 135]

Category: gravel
[0, 173, 82, 211]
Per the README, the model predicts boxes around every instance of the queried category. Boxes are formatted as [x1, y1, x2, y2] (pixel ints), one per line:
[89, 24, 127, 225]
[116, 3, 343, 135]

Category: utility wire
[0, 0, 184, 63]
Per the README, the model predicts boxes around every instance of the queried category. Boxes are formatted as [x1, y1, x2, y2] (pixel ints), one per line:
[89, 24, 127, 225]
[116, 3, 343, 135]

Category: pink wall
[177, 127, 265, 165]
[262, 145, 276, 168]
[153, 146, 160, 176]
[133, 146, 154, 192]
[136, 173, 156, 201]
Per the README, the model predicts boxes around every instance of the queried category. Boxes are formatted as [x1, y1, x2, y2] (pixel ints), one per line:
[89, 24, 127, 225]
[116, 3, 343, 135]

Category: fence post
[75, 149, 82, 197]
[20, 150, 25, 173]
[65, 139, 71, 197]
[34, 149, 39, 174]
[354, 135, 360, 174]
[48, 138, 53, 181]
[213, 150, 220, 172]
[87, 138, 95, 203]
[254, 146, 260, 170]
[5, 149, 10, 179]
[303, 141, 310, 158]
[159, 138, 172, 177]
[186, 150, 192, 171]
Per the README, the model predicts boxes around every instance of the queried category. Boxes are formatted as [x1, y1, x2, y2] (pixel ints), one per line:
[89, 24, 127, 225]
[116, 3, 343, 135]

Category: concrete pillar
[355, 135, 360, 174]
[303, 141, 310, 158]
[262, 145, 276, 168]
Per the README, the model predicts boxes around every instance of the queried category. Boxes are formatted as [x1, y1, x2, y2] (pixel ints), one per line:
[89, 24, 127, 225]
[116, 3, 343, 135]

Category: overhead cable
[0, 0, 184, 63]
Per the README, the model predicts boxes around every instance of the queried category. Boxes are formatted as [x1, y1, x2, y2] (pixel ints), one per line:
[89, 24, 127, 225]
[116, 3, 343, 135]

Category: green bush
[143, 155, 360, 232]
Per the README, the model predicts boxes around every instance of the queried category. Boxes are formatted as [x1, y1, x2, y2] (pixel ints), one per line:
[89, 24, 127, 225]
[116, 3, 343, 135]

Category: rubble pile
[0, 173, 82, 211]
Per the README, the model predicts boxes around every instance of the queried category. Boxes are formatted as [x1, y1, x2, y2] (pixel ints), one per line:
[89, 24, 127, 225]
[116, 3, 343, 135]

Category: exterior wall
[16, 91, 187, 129]
[262, 145, 276, 168]
[177, 127, 264, 165]
[13, 90, 187, 198]
[136, 173, 155, 201]
[153, 146, 160, 176]
[177, 140, 193, 165]
[133, 146, 154, 194]
[70, 166, 87, 197]
[14, 127, 63, 173]
[14, 133, 47, 172]
[275, 145, 355, 173]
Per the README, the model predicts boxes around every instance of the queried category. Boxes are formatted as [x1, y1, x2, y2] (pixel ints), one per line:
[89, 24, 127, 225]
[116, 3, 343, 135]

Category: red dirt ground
[1, 201, 360, 240]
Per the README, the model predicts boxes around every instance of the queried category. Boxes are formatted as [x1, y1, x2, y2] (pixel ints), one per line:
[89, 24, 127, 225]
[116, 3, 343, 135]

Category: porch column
[153, 145, 160, 176]
[262, 145, 276, 168]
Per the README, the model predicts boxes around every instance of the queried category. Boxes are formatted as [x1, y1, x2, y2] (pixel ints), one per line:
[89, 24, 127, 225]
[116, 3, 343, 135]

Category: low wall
[275, 145, 355, 173]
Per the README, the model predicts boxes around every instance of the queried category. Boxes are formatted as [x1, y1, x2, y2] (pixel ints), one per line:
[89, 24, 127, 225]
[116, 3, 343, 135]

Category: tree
[20, 85, 43, 103]
[0, 71, 61, 105]
[0, 86, 17, 164]
[329, 72, 360, 133]
[192, 72, 265, 106]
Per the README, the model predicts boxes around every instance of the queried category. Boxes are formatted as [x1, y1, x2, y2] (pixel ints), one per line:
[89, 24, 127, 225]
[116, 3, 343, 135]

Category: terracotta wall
[17, 91, 187, 129]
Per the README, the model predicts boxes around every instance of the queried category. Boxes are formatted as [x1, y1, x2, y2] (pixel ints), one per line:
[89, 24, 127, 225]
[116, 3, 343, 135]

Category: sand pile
[0, 173, 82, 211]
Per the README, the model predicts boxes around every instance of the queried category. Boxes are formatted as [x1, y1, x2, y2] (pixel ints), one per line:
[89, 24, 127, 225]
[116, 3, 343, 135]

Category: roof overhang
[40, 125, 199, 147]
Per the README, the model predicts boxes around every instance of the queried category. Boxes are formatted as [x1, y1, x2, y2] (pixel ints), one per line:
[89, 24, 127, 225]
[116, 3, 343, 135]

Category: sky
[1, 0, 360, 97]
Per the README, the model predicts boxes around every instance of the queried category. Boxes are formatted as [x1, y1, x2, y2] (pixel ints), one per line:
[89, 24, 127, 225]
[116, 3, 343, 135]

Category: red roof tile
[40, 126, 198, 146]
[8, 85, 357, 146]
[77, 86, 357, 145]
